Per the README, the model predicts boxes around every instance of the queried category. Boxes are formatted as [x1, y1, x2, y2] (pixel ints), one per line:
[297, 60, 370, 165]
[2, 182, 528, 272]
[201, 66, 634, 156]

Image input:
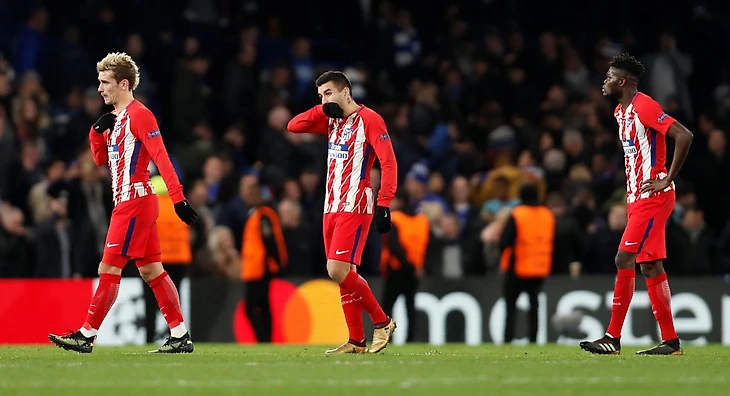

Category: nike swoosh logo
[624, 241, 638, 246]
[336, 249, 349, 255]
[106, 243, 120, 248]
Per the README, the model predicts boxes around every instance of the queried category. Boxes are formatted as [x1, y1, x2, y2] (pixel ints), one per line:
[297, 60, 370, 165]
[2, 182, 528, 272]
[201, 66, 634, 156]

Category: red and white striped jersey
[89, 100, 184, 206]
[288, 104, 397, 214]
[614, 92, 676, 204]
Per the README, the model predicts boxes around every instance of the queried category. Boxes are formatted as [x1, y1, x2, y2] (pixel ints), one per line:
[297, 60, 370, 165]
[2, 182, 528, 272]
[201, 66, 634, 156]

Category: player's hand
[322, 102, 344, 118]
[374, 205, 391, 234]
[174, 200, 199, 225]
[92, 112, 116, 133]
[640, 178, 671, 195]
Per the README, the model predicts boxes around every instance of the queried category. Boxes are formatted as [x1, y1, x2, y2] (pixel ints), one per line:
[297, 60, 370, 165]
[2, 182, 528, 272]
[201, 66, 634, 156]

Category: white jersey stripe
[328, 116, 355, 213]
[637, 119, 652, 201]
[365, 187, 373, 214]
[108, 110, 125, 205]
[324, 118, 342, 213]
[120, 121, 136, 202]
[343, 120, 366, 213]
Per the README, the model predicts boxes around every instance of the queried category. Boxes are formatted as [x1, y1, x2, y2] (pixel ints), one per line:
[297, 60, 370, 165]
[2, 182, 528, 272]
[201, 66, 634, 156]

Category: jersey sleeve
[635, 96, 676, 135]
[88, 128, 108, 166]
[130, 109, 185, 203]
[287, 104, 329, 135]
[365, 111, 397, 207]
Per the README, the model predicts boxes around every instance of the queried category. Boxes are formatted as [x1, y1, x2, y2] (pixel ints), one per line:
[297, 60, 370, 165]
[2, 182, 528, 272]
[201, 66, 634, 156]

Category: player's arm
[132, 111, 185, 202]
[663, 122, 693, 183]
[636, 100, 693, 192]
[132, 110, 198, 224]
[88, 112, 117, 166]
[286, 104, 329, 135]
[88, 127, 108, 166]
[366, 114, 397, 208]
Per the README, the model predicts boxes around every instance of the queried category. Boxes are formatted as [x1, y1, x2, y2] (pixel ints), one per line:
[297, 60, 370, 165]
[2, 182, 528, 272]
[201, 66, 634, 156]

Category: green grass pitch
[0, 344, 728, 395]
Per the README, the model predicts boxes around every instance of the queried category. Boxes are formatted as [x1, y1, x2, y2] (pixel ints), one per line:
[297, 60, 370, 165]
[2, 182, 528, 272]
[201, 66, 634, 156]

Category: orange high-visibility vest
[156, 194, 192, 264]
[380, 211, 430, 274]
[500, 205, 555, 278]
[240, 206, 288, 281]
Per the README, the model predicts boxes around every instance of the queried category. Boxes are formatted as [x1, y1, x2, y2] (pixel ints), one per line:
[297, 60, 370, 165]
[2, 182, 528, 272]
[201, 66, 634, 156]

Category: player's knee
[614, 251, 634, 269]
[138, 263, 163, 283]
[326, 260, 349, 283]
[640, 262, 663, 278]
[97, 262, 122, 276]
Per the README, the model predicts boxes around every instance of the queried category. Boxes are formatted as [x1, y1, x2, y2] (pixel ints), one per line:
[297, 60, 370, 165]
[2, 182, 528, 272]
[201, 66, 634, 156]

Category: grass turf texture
[0, 344, 728, 395]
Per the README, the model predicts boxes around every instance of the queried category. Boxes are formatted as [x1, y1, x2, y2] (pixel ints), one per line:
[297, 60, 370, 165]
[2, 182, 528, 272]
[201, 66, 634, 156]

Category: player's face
[97, 70, 122, 106]
[317, 82, 347, 107]
[602, 67, 623, 99]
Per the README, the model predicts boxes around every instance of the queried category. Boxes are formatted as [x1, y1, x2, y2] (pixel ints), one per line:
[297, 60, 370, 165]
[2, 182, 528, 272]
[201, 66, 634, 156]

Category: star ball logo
[233, 279, 349, 344]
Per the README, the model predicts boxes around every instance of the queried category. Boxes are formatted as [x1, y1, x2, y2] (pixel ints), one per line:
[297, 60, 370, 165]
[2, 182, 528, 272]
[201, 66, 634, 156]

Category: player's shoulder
[128, 100, 156, 120]
[358, 105, 384, 121]
[633, 92, 661, 110]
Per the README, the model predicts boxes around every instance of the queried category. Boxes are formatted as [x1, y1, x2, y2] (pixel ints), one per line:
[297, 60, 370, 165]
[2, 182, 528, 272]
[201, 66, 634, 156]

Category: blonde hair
[96, 52, 140, 90]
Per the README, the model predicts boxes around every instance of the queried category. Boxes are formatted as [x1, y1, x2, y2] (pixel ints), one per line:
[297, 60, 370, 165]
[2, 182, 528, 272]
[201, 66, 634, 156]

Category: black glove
[322, 102, 344, 118]
[174, 200, 199, 225]
[374, 205, 391, 234]
[92, 112, 116, 133]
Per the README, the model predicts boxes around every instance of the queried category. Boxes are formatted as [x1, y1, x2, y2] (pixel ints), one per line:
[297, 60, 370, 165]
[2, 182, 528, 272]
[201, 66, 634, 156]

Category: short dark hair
[519, 182, 539, 203]
[315, 70, 352, 92]
[609, 52, 645, 79]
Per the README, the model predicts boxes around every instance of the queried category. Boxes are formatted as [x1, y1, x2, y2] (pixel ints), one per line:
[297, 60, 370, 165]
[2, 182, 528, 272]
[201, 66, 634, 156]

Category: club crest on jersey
[341, 127, 353, 140]
[328, 142, 349, 160]
[107, 144, 120, 160]
[622, 139, 637, 155]
[113, 120, 123, 135]
[625, 118, 634, 127]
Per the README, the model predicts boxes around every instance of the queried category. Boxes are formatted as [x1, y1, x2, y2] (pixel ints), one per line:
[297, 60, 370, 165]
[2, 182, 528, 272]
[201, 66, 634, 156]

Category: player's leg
[133, 206, 192, 353]
[145, 265, 186, 343]
[49, 207, 131, 353]
[326, 213, 395, 354]
[139, 259, 192, 353]
[635, 192, 682, 355]
[580, 204, 650, 354]
[579, 249, 634, 354]
[323, 213, 365, 354]
[635, 261, 682, 355]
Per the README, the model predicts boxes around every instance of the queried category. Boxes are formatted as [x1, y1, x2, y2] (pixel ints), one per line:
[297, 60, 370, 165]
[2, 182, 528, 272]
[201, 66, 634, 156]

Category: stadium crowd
[1, 0, 730, 280]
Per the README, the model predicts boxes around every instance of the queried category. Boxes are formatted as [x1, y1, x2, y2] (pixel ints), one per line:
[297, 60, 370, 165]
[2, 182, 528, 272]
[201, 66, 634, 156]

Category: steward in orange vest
[499, 183, 555, 344]
[239, 175, 287, 343]
[144, 175, 193, 343]
[380, 194, 429, 342]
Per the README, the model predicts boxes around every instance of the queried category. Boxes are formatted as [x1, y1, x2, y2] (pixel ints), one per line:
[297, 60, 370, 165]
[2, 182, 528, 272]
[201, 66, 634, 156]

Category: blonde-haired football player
[49, 52, 199, 354]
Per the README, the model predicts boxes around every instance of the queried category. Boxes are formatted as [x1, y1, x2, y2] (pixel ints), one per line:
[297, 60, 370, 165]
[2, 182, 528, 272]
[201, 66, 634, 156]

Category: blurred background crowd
[2, 0, 730, 280]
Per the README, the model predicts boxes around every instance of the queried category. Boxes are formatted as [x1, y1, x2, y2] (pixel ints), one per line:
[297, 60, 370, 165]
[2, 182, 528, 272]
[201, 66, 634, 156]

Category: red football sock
[340, 285, 365, 344]
[148, 271, 184, 329]
[647, 272, 678, 341]
[83, 273, 121, 331]
[340, 271, 388, 326]
[606, 268, 636, 338]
